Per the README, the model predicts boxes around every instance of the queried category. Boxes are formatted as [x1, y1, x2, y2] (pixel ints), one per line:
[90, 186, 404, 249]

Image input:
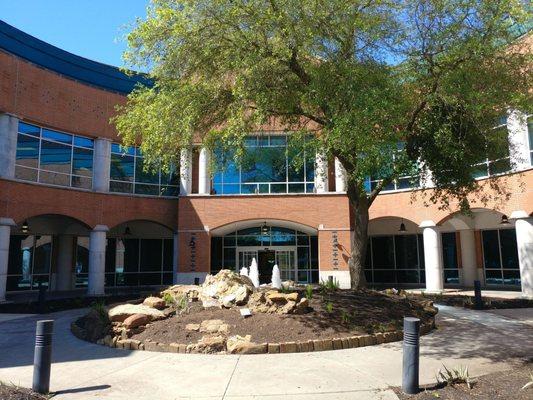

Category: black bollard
[194, 277, 200, 285]
[402, 317, 420, 395]
[37, 282, 47, 314]
[32, 320, 54, 394]
[474, 280, 483, 310]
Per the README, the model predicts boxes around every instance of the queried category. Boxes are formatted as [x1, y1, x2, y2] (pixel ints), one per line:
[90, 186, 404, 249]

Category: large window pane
[40, 140, 71, 174]
[72, 147, 93, 177]
[395, 235, 418, 269]
[372, 236, 395, 269]
[482, 230, 500, 269]
[499, 229, 519, 269]
[140, 239, 162, 272]
[16, 134, 40, 168]
[42, 129, 72, 144]
[123, 239, 140, 273]
[442, 232, 458, 269]
[110, 154, 134, 181]
[33, 236, 52, 274]
[18, 122, 40, 136]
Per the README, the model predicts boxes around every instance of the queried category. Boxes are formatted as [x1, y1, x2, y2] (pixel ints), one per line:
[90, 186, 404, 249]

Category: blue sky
[1, 0, 149, 67]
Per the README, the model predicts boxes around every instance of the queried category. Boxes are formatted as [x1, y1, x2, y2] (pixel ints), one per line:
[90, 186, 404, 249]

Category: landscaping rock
[108, 304, 165, 323]
[226, 335, 252, 353]
[72, 309, 110, 343]
[194, 335, 227, 354]
[143, 296, 166, 310]
[161, 285, 200, 301]
[185, 323, 200, 331]
[221, 294, 236, 308]
[199, 319, 229, 334]
[201, 270, 254, 307]
[123, 313, 150, 329]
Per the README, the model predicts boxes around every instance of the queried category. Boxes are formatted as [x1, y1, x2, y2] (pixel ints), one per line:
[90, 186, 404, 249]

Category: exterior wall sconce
[261, 221, 269, 235]
[21, 220, 29, 234]
[500, 215, 510, 225]
[399, 219, 407, 232]
[123, 226, 132, 236]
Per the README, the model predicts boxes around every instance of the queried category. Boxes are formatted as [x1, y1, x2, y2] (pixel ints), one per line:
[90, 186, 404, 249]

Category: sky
[0, 0, 149, 67]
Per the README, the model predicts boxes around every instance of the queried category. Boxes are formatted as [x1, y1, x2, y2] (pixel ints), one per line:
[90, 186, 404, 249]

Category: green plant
[175, 294, 189, 313]
[280, 286, 292, 294]
[91, 300, 108, 322]
[162, 292, 175, 306]
[341, 310, 351, 324]
[436, 365, 472, 389]
[305, 285, 313, 300]
[463, 297, 474, 308]
[325, 301, 334, 313]
[521, 371, 533, 390]
[319, 278, 340, 292]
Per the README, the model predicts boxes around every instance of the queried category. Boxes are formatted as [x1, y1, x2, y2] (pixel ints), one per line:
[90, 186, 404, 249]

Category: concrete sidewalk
[0, 305, 531, 400]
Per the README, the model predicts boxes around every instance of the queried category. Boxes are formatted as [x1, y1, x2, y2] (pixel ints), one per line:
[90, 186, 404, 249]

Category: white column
[507, 110, 530, 171]
[198, 147, 211, 195]
[87, 225, 108, 296]
[172, 232, 179, 284]
[0, 114, 18, 179]
[180, 147, 192, 195]
[511, 210, 533, 298]
[56, 235, 74, 291]
[334, 158, 346, 192]
[0, 218, 15, 302]
[420, 220, 444, 293]
[314, 151, 328, 193]
[459, 230, 477, 287]
[92, 138, 111, 192]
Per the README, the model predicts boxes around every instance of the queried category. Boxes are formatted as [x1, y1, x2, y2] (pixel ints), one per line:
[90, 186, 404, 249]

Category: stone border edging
[85, 317, 436, 355]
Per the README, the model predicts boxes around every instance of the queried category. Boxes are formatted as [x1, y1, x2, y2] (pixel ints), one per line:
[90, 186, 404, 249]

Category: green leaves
[115, 0, 532, 210]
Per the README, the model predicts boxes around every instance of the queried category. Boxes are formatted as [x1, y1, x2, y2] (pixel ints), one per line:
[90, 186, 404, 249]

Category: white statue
[271, 264, 282, 289]
[249, 257, 259, 287]
[239, 266, 249, 277]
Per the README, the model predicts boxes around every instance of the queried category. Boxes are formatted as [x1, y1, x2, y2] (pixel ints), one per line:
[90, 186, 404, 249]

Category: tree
[115, 0, 532, 289]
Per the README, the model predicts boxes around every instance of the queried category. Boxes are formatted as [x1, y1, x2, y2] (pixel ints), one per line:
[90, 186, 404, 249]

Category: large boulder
[191, 335, 227, 354]
[201, 270, 254, 307]
[161, 285, 200, 301]
[108, 304, 165, 323]
[199, 319, 229, 334]
[248, 288, 307, 315]
[123, 313, 150, 329]
[143, 296, 166, 310]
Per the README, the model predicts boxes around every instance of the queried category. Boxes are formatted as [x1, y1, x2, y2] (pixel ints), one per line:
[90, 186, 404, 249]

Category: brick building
[0, 21, 531, 300]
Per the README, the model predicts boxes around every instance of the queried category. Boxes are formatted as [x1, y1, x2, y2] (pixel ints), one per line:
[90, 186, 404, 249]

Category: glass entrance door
[276, 250, 295, 281]
[238, 250, 258, 271]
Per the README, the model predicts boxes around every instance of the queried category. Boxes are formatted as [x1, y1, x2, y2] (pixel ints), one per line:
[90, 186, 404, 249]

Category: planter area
[71, 270, 438, 355]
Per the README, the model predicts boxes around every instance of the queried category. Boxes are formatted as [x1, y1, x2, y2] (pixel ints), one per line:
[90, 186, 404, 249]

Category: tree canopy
[115, 0, 532, 288]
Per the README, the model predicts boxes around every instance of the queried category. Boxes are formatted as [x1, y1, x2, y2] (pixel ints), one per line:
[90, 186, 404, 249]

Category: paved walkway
[0, 305, 531, 400]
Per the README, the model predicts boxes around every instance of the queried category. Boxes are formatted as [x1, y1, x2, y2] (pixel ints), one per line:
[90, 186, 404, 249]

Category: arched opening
[366, 216, 424, 287]
[439, 209, 520, 288]
[8, 214, 91, 293]
[106, 220, 175, 288]
[210, 219, 319, 284]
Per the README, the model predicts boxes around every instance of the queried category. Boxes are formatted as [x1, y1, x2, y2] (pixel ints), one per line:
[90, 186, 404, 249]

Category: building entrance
[237, 247, 296, 283]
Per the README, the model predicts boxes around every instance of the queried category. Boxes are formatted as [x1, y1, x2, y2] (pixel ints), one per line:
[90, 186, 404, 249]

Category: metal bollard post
[402, 317, 420, 395]
[474, 280, 483, 310]
[194, 277, 200, 285]
[37, 282, 47, 314]
[32, 320, 54, 394]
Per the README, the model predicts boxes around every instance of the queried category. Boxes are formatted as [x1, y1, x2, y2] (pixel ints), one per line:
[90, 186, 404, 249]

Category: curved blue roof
[0, 20, 151, 94]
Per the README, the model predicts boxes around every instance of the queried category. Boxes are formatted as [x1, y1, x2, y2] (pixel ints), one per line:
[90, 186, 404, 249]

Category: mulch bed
[131, 289, 435, 345]
[393, 362, 533, 399]
[0, 384, 46, 400]
[408, 293, 533, 309]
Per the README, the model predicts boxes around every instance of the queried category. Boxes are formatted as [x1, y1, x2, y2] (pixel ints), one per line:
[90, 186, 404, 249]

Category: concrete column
[511, 211, 533, 298]
[198, 147, 211, 195]
[87, 225, 108, 296]
[0, 114, 18, 179]
[507, 110, 530, 171]
[334, 158, 346, 192]
[180, 147, 192, 195]
[0, 218, 15, 302]
[314, 151, 328, 193]
[56, 235, 74, 291]
[92, 138, 111, 192]
[459, 230, 477, 287]
[172, 232, 179, 284]
[420, 220, 444, 293]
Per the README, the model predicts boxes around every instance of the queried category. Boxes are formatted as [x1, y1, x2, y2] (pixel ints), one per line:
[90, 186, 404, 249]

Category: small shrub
[522, 371, 533, 390]
[463, 297, 474, 308]
[175, 294, 189, 313]
[91, 300, 108, 322]
[325, 301, 334, 313]
[162, 292, 175, 306]
[341, 310, 351, 324]
[436, 365, 472, 389]
[305, 285, 313, 300]
[320, 278, 340, 292]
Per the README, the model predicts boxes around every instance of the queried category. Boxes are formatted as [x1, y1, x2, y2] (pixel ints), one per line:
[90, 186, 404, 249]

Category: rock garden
[72, 268, 438, 355]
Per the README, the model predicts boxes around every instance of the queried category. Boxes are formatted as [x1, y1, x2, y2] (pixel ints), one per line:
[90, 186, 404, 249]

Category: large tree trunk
[346, 183, 370, 290]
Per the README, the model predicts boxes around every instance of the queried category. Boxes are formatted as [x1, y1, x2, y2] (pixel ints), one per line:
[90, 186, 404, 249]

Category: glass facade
[482, 228, 520, 285]
[104, 238, 174, 287]
[15, 122, 94, 189]
[212, 134, 315, 195]
[210, 226, 319, 283]
[472, 123, 511, 178]
[365, 234, 425, 284]
[110, 144, 180, 197]
[7, 235, 52, 291]
[442, 232, 459, 284]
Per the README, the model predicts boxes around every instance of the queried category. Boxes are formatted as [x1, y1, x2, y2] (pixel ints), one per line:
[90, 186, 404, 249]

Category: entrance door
[238, 250, 258, 272]
[276, 250, 295, 282]
[258, 250, 275, 284]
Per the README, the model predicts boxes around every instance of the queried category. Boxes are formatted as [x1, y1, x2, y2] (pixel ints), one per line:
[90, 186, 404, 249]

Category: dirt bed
[0, 384, 46, 400]
[394, 362, 533, 399]
[131, 289, 435, 345]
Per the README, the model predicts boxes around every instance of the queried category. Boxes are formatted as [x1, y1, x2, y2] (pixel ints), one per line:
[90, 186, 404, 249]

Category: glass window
[372, 236, 395, 269]
[140, 239, 162, 271]
[482, 229, 520, 286]
[6, 235, 52, 291]
[15, 122, 94, 189]
[395, 235, 418, 269]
